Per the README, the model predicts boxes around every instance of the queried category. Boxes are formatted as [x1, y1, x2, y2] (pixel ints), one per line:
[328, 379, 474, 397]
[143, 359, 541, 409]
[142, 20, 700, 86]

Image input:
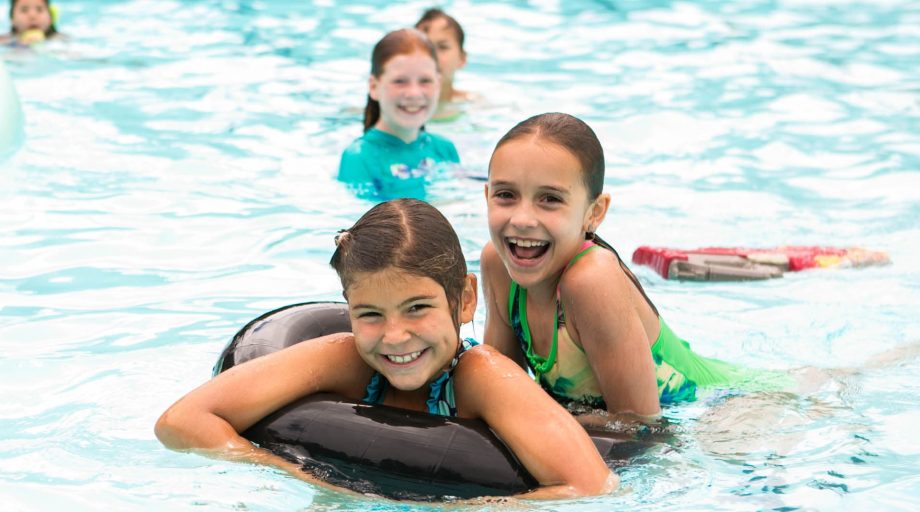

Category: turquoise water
[2, 0, 919, 510]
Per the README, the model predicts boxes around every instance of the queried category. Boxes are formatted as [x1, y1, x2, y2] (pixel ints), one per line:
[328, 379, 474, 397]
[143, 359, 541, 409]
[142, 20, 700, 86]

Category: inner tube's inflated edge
[215, 302, 651, 500]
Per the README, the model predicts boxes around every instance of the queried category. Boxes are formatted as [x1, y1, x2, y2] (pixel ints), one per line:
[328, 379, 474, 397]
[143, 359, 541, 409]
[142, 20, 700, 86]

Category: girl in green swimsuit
[481, 113, 769, 417]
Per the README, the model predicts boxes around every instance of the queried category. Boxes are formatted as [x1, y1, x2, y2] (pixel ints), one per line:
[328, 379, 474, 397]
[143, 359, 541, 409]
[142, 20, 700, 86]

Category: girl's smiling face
[12, 0, 51, 34]
[486, 137, 609, 290]
[369, 51, 440, 143]
[346, 268, 475, 392]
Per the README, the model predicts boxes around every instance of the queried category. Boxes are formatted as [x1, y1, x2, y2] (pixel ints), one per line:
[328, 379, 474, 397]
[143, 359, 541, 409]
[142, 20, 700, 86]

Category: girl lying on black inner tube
[155, 198, 617, 500]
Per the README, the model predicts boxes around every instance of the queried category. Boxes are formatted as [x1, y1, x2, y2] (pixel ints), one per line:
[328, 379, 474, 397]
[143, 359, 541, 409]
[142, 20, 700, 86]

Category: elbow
[154, 406, 196, 451]
[564, 470, 619, 498]
[154, 409, 180, 450]
[154, 402, 242, 453]
[523, 470, 619, 500]
[589, 469, 620, 495]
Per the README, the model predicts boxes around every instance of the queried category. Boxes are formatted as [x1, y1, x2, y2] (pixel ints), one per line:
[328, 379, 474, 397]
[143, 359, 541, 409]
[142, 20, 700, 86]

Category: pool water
[2, 0, 918, 510]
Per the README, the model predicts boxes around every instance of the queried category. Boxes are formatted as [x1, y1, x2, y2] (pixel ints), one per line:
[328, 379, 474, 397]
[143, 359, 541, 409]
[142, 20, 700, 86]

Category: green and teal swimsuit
[338, 128, 460, 200]
[508, 241, 765, 408]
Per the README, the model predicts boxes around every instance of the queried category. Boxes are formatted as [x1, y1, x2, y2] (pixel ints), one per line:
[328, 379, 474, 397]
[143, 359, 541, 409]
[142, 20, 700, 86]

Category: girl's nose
[405, 81, 426, 97]
[509, 202, 538, 229]
[381, 318, 411, 345]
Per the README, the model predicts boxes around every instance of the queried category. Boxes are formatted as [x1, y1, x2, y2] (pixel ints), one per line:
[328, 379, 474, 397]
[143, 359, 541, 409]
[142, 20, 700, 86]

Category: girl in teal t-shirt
[338, 28, 460, 200]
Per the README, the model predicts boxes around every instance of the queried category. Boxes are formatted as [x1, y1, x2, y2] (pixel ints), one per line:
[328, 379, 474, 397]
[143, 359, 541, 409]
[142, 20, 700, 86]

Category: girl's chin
[383, 372, 435, 394]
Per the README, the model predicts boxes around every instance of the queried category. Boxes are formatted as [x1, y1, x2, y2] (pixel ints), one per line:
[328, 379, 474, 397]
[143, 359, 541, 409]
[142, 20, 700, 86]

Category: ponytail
[363, 95, 380, 132]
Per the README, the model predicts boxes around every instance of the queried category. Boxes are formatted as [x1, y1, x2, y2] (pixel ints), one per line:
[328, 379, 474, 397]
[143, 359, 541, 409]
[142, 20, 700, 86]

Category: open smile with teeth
[384, 349, 426, 364]
[507, 237, 550, 260]
[399, 104, 427, 114]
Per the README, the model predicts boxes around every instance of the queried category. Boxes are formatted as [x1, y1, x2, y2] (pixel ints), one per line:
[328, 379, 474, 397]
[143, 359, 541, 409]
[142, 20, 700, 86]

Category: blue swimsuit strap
[363, 337, 479, 416]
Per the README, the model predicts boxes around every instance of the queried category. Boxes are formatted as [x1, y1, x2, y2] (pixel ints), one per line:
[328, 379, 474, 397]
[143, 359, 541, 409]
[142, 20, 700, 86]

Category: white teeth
[385, 350, 423, 364]
[508, 237, 548, 248]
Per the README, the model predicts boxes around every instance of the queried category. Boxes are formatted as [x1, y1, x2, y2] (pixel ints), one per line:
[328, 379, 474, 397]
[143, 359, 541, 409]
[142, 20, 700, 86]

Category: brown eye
[407, 304, 431, 314]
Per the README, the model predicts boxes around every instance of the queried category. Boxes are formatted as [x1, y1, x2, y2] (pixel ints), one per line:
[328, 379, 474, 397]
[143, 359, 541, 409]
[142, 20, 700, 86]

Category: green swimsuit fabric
[653, 318, 794, 402]
[509, 243, 791, 407]
[652, 318, 733, 402]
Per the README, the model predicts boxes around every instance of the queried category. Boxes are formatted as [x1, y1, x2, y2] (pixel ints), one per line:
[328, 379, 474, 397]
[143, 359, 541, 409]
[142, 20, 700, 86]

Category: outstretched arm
[456, 346, 617, 499]
[155, 332, 368, 451]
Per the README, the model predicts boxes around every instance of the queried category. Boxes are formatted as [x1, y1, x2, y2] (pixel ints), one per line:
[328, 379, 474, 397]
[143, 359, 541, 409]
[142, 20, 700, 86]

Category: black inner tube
[215, 302, 658, 500]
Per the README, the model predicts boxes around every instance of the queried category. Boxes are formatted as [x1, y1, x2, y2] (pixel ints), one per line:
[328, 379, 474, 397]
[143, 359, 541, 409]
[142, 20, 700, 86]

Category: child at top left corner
[1, 0, 66, 46]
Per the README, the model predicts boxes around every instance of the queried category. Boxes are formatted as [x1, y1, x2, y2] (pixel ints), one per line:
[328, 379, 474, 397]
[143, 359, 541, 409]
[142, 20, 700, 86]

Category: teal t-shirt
[337, 128, 460, 199]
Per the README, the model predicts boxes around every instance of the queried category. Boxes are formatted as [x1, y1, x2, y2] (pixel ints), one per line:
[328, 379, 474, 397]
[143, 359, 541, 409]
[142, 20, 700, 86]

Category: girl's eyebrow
[351, 295, 437, 310]
[491, 180, 571, 195]
[399, 294, 437, 306]
[538, 185, 571, 195]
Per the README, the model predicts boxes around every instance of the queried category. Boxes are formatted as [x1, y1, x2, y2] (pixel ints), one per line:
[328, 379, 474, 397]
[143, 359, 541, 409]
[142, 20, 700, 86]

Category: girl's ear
[584, 192, 611, 233]
[368, 75, 379, 101]
[458, 273, 477, 325]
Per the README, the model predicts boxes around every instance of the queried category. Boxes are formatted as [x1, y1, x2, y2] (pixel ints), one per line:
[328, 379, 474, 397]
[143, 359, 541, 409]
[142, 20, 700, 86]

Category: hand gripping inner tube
[214, 302, 655, 500]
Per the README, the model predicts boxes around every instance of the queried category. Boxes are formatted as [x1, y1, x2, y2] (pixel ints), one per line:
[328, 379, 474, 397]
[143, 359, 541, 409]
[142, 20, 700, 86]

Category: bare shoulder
[480, 242, 512, 322]
[453, 345, 533, 410]
[557, 247, 644, 344]
[560, 246, 633, 300]
[459, 343, 506, 365]
[480, 241, 507, 281]
[454, 345, 525, 381]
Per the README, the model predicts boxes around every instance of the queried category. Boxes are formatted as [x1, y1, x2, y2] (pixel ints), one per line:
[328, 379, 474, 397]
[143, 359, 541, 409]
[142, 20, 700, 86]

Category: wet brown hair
[415, 8, 465, 52]
[330, 198, 468, 325]
[9, 0, 57, 36]
[490, 112, 605, 199]
[363, 28, 439, 132]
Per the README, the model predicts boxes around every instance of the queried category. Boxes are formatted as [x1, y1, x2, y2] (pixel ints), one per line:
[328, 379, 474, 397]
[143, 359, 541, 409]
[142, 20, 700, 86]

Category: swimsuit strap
[508, 240, 598, 382]
[363, 372, 387, 404]
[556, 241, 602, 323]
[508, 244, 596, 382]
[511, 283, 558, 383]
[592, 235, 659, 316]
[508, 240, 616, 382]
[570, 240, 599, 267]
[426, 337, 478, 416]
[556, 241, 600, 304]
